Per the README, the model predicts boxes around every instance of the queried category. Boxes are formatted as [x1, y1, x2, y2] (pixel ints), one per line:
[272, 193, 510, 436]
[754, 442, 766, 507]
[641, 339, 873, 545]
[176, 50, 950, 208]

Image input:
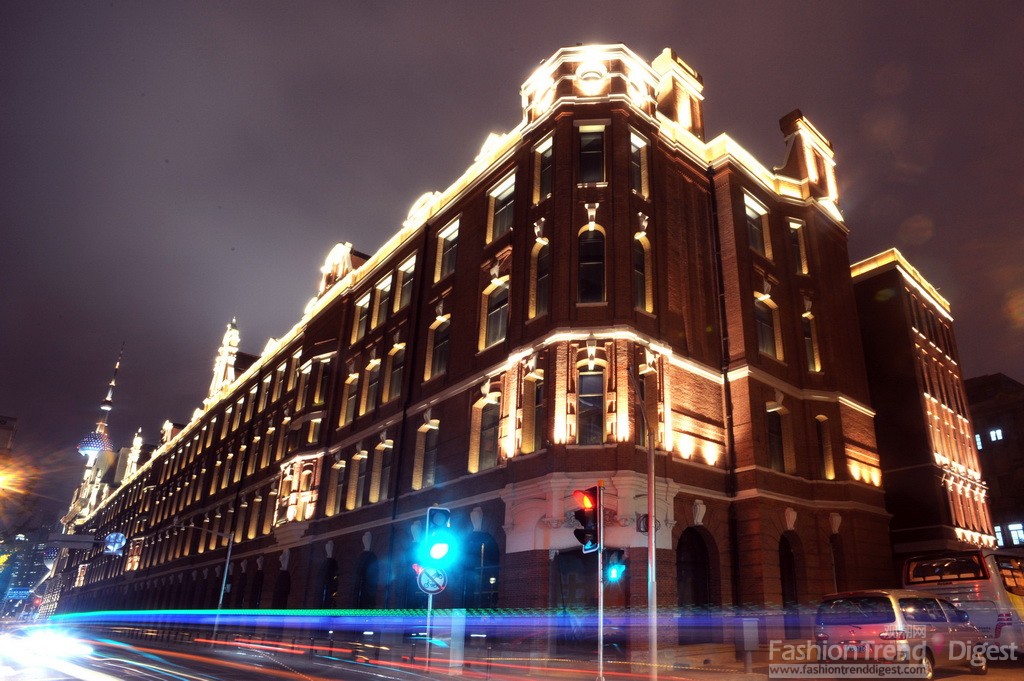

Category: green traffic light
[429, 541, 450, 560]
[607, 563, 625, 582]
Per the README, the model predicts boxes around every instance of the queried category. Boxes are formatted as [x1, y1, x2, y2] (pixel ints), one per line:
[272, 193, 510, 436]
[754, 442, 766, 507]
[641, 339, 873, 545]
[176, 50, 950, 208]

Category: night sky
[2, 2, 1022, 529]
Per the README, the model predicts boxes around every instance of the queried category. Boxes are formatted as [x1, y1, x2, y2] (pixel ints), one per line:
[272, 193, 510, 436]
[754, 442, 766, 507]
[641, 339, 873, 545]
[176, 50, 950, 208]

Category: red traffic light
[573, 488, 596, 510]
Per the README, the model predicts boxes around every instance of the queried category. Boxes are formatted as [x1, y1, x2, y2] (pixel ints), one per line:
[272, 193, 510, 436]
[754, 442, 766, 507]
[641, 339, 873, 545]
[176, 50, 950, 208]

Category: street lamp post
[173, 518, 234, 645]
[629, 368, 658, 681]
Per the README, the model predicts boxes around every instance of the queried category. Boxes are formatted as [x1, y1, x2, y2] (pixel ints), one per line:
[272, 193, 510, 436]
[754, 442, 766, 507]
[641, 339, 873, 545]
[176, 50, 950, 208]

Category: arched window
[632, 236, 652, 312]
[578, 229, 605, 303]
[530, 242, 551, 318]
[478, 401, 500, 471]
[577, 367, 605, 445]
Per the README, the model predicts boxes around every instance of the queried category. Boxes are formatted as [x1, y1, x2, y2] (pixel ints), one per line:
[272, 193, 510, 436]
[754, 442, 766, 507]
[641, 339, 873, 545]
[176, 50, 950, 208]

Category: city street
[2, 627, 1022, 681]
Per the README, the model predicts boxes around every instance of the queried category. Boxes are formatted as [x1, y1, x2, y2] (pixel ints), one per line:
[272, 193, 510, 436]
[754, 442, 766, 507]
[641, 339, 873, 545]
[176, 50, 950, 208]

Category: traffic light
[572, 486, 600, 553]
[605, 549, 626, 583]
[418, 506, 457, 569]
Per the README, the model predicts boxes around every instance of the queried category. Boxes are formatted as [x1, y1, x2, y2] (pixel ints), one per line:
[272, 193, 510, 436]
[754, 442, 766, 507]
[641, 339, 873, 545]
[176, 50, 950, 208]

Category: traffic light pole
[597, 480, 605, 681]
[630, 368, 658, 681]
[425, 592, 433, 670]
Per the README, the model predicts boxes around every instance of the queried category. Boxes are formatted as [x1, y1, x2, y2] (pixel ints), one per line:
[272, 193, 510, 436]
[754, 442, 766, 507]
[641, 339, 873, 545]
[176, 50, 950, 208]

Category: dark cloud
[2, 1, 1022, 527]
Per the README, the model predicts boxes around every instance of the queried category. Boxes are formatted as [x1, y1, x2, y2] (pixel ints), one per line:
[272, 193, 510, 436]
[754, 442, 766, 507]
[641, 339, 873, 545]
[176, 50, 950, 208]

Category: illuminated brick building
[852, 249, 995, 557]
[56, 45, 895, 640]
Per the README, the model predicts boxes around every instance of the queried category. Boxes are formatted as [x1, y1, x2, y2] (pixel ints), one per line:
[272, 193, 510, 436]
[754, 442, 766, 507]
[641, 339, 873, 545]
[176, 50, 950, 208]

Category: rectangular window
[534, 136, 553, 203]
[340, 374, 359, 426]
[396, 256, 416, 311]
[629, 132, 649, 196]
[313, 359, 330, 406]
[990, 428, 1004, 442]
[308, 418, 321, 444]
[578, 127, 605, 183]
[245, 387, 257, 422]
[350, 454, 367, 510]
[423, 427, 438, 488]
[577, 369, 605, 445]
[287, 353, 300, 391]
[802, 313, 821, 372]
[755, 297, 779, 358]
[766, 409, 785, 472]
[296, 364, 311, 410]
[479, 402, 500, 471]
[975, 433, 983, 450]
[532, 377, 547, 453]
[361, 362, 381, 415]
[273, 363, 286, 402]
[372, 276, 392, 328]
[378, 447, 392, 502]
[436, 219, 459, 281]
[533, 243, 551, 318]
[745, 193, 771, 258]
[578, 230, 606, 303]
[488, 175, 515, 242]
[484, 284, 509, 348]
[632, 238, 648, 311]
[352, 293, 370, 342]
[259, 376, 271, 412]
[385, 347, 405, 402]
[429, 320, 450, 379]
[1009, 523, 1024, 545]
[789, 220, 809, 274]
[816, 418, 835, 480]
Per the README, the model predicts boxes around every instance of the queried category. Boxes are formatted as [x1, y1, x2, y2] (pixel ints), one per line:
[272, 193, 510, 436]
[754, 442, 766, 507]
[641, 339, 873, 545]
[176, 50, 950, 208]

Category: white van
[903, 549, 1024, 648]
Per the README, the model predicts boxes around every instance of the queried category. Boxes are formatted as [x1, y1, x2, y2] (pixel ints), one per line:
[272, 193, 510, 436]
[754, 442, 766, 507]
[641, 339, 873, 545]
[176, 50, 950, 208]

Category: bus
[903, 549, 1024, 647]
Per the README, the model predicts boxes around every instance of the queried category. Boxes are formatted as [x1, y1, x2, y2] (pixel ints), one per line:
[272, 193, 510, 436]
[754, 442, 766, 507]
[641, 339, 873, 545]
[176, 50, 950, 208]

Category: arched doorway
[779, 532, 801, 639]
[676, 527, 718, 643]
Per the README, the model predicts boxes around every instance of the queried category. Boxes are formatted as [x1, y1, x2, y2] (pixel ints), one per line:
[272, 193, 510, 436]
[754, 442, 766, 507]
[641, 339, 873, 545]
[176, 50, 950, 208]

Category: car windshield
[817, 596, 895, 625]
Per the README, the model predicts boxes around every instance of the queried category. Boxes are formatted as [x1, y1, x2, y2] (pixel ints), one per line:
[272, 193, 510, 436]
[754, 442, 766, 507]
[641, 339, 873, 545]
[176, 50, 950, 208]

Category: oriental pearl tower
[76, 346, 122, 467]
[63, 346, 124, 525]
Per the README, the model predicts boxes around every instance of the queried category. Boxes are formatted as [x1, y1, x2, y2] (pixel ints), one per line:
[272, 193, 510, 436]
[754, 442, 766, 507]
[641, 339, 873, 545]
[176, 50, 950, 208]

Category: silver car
[815, 588, 989, 679]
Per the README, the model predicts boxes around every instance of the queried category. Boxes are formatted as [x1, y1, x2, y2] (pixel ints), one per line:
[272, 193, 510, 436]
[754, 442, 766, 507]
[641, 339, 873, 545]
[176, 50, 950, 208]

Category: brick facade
[58, 45, 895, 642]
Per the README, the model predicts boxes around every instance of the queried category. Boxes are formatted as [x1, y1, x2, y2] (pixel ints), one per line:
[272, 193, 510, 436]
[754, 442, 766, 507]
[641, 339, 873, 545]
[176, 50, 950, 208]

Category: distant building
[54, 44, 898, 644]
[965, 373, 1024, 548]
[0, 530, 50, 618]
[853, 249, 995, 558]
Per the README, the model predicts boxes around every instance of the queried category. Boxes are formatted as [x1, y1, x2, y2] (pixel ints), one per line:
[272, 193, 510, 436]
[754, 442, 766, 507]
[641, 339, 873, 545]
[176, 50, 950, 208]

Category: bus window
[996, 556, 1024, 597]
[905, 551, 988, 583]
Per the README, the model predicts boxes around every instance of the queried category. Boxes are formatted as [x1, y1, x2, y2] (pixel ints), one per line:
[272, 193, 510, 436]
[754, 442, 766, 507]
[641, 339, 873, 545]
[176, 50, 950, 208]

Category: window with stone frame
[577, 367, 606, 445]
[745, 193, 771, 259]
[533, 135, 553, 203]
[435, 219, 459, 281]
[488, 174, 516, 242]
[578, 228, 606, 303]
[578, 126, 605, 184]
